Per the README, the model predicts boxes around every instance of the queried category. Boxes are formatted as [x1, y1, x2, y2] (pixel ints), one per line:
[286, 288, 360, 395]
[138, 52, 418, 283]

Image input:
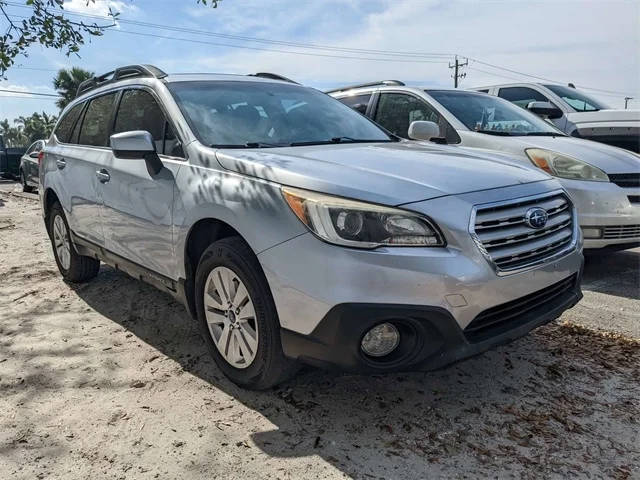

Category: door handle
[96, 169, 110, 183]
[56, 158, 66, 169]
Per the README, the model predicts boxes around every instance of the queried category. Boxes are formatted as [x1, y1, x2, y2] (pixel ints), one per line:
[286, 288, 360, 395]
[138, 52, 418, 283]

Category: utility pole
[624, 97, 633, 109]
[449, 56, 468, 88]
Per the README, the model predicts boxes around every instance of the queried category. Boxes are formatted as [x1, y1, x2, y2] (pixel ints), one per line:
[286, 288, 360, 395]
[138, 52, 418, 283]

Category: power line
[0, 88, 60, 97]
[112, 29, 450, 64]
[449, 56, 468, 88]
[3, 2, 635, 97]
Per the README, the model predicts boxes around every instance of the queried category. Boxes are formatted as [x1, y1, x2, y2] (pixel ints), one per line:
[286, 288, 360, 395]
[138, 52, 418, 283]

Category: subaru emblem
[525, 207, 548, 229]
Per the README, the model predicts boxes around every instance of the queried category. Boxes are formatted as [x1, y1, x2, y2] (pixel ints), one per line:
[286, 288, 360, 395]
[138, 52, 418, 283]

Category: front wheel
[195, 237, 297, 389]
[48, 202, 100, 283]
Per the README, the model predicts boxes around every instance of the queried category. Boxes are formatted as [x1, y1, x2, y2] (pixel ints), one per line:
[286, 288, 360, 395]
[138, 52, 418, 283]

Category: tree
[53, 67, 93, 109]
[0, 111, 57, 146]
[0, 0, 221, 78]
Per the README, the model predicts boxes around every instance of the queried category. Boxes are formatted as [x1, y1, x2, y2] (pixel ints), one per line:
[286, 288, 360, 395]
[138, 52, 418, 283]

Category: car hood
[215, 141, 549, 206]
[566, 109, 640, 124]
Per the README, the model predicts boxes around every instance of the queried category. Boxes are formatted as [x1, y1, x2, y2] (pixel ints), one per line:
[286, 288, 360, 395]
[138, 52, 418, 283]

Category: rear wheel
[195, 237, 297, 389]
[20, 169, 34, 193]
[48, 202, 100, 283]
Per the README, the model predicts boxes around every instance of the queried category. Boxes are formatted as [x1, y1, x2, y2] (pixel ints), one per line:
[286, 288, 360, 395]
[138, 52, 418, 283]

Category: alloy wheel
[204, 266, 259, 369]
[53, 215, 71, 270]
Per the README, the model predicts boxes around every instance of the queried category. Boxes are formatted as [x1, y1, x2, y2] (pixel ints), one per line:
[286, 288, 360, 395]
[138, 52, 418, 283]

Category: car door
[372, 91, 460, 143]
[99, 87, 183, 279]
[49, 97, 115, 247]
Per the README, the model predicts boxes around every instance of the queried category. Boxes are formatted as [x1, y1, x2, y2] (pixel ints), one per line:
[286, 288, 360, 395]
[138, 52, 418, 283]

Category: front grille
[464, 274, 577, 343]
[609, 173, 640, 188]
[602, 225, 640, 239]
[471, 192, 575, 272]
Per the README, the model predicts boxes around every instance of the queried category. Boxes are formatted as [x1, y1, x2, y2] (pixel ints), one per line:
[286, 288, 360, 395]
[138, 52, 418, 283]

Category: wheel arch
[43, 187, 61, 235]
[182, 217, 250, 319]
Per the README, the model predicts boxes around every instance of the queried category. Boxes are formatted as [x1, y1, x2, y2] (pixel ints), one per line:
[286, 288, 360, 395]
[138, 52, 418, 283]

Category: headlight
[525, 148, 609, 182]
[282, 187, 445, 248]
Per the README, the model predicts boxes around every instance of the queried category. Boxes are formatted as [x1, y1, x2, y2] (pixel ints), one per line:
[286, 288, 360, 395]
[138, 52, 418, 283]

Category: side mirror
[110, 130, 163, 176]
[526, 101, 563, 119]
[29, 151, 39, 159]
[408, 121, 441, 141]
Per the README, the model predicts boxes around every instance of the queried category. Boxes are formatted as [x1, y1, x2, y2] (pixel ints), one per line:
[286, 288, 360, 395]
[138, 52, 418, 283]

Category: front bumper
[280, 271, 582, 373]
[560, 178, 640, 249]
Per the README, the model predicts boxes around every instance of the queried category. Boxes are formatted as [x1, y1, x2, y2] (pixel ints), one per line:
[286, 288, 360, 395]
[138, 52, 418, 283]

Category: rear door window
[497, 87, 550, 108]
[338, 93, 372, 114]
[78, 93, 118, 147]
[114, 89, 168, 153]
[54, 103, 84, 143]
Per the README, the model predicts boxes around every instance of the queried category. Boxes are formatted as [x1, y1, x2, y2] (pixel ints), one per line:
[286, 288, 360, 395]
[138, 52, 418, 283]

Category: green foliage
[0, 1, 222, 78]
[0, 111, 57, 146]
[0, 0, 118, 78]
[53, 66, 93, 110]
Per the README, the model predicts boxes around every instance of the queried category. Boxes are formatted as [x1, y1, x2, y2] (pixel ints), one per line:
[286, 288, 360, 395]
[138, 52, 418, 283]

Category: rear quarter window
[54, 103, 84, 143]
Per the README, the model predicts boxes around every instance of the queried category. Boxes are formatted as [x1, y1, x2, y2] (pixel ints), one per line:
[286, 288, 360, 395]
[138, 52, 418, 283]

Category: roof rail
[325, 80, 405, 94]
[76, 64, 167, 97]
[248, 72, 300, 84]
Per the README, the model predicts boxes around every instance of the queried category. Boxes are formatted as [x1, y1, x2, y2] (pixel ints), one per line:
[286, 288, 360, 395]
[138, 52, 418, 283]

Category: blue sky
[1, 0, 639, 121]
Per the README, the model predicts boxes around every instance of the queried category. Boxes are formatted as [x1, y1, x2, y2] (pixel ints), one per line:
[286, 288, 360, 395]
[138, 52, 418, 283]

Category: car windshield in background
[428, 90, 561, 136]
[543, 84, 609, 112]
[168, 81, 392, 147]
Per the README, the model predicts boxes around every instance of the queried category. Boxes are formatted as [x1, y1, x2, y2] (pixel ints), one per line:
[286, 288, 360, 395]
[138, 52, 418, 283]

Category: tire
[48, 202, 100, 283]
[20, 170, 34, 193]
[195, 236, 298, 389]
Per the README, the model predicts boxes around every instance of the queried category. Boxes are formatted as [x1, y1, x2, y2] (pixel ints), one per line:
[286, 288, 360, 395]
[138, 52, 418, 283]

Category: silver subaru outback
[40, 65, 583, 389]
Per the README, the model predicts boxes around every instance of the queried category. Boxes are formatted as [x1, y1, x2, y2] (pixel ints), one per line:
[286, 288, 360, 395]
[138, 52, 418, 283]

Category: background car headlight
[282, 187, 445, 248]
[525, 148, 609, 182]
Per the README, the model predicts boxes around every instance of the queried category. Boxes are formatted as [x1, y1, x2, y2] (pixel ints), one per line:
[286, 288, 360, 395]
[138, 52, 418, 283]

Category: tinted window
[429, 90, 560, 135]
[338, 94, 371, 114]
[543, 84, 608, 112]
[163, 122, 183, 157]
[168, 81, 390, 147]
[497, 87, 550, 108]
[374, 93, 459, 143]
[54, 103, 84, 143]
[114, 89, 166, 152]
[78, 93, 117, 146]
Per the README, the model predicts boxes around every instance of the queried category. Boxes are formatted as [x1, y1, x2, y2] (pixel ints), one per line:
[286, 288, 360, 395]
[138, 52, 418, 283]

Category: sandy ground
[0, 187, 639, 480]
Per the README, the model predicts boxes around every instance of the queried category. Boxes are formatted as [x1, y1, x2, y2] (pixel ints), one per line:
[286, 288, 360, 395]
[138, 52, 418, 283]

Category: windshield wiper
[244, 141, 288, 148]
[289, 138, 391, 147]
[523, 132, 561, 137]
[475, 130, 513, 136]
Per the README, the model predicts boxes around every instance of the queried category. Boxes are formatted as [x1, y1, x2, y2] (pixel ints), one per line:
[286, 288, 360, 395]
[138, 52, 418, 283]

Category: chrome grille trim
[469, 190, 578, 275]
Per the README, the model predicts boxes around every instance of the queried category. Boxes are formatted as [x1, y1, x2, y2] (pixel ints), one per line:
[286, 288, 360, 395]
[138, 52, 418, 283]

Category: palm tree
[53, 67, 94, 110]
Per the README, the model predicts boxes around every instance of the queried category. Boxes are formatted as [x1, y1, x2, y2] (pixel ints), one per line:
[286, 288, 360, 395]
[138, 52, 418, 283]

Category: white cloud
[64, 0, 139, 18]
[168, 0, 639, 108]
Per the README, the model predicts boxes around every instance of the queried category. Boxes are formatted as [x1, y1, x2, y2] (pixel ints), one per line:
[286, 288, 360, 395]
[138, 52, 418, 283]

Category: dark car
[0, 135, 26, 179]
[19, 140, 44, 192]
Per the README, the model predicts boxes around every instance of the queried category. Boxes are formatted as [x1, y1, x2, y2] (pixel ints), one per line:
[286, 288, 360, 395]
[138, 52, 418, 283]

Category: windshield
[428, 90, 561, 136]
[168, 81, 392, 147]
[543, 84, 609, 112]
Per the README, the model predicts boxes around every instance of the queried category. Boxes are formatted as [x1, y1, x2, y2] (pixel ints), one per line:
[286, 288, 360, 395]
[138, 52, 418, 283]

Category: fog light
[361, 323, 400, 357]
[581, 227, 602, 239]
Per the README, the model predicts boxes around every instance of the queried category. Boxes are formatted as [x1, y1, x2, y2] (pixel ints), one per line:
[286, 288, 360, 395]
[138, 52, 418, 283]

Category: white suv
[473, 82, 640, 153]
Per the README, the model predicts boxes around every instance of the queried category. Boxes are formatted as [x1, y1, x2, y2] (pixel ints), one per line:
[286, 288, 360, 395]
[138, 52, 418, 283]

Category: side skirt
[69, 230, 192, 316]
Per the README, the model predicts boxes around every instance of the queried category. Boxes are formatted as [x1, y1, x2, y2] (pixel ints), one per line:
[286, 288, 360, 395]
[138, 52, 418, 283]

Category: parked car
[41, 65, 583, 389]
[329, 82, 640, 251]
[19, 139, 45, 192]
[0, 135, 26, 179]
[471, 82, 640, 153]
